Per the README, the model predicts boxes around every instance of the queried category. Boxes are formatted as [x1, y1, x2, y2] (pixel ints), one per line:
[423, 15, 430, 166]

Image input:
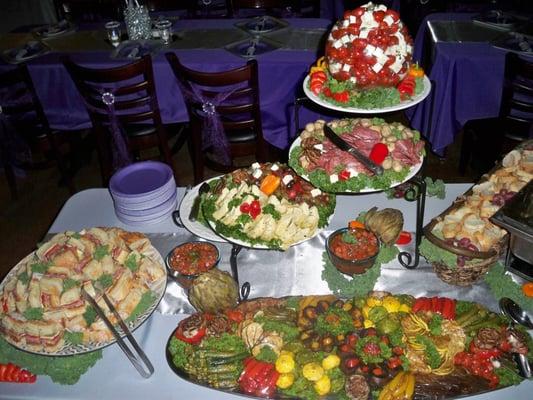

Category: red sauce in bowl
[168, 242, 219, 276]
[330, 228, 379, 261]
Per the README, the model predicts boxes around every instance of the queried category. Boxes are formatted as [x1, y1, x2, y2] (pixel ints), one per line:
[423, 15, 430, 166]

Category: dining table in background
[0, 17, 333, 151]
[405, 12, 532, 156]
[0, 183, 532, 399]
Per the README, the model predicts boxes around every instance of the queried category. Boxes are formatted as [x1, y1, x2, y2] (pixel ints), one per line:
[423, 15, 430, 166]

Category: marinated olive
[342, 302, 353, 312]
[316, 300, 330, 313]
[300, 331, 311, 341]
[298, 316, 313, 329]
[310, 340, 321, 351]
[322, 335, 334, 347]
[322, 344, 334, 353]
[303, 306, 318, 320]
[336, 333, 346, 345]
[332, 299, 345, 309]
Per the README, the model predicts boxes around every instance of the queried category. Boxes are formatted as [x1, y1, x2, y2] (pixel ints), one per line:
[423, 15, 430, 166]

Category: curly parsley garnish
[262, 204, 281, 220]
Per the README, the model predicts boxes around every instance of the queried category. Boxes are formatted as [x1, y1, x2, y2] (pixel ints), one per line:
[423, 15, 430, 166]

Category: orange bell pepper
[522, 282, 533, 297]
[348, 220, 365, 230]
[408, 63, 424, 78]
[259, 174, 281, 195]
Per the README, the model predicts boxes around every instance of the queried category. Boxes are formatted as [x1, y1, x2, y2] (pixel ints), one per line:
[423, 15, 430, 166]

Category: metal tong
[81, 287, 154, 378]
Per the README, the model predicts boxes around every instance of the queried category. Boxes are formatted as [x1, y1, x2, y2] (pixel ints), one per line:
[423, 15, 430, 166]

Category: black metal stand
[398, 175, 427, 269]
[230, 244, 250, 301]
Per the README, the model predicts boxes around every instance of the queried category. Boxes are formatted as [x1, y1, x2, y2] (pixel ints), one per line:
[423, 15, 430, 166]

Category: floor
[0, 126, 476, 279]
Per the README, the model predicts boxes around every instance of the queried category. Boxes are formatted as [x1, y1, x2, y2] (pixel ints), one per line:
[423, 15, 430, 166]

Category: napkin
[13, 41, 43, 61]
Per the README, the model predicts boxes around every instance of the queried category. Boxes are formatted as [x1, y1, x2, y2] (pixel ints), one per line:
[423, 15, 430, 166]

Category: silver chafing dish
[491, 179, 533, 280]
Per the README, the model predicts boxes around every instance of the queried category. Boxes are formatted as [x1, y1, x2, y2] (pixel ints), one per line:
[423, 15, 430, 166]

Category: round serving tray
[303, 75, 431, 114]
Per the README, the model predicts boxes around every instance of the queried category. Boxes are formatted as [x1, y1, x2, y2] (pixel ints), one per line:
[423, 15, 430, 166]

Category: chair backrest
[0, 64, 51, 135]
[500, 52, 533, 134]
[63, 55, 164, 129]
[165, 52, 263, 135]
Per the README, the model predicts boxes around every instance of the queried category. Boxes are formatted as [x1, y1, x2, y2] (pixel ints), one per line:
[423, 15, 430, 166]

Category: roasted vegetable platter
[166, 292, 532, 400]
[202, 163, 336, 250]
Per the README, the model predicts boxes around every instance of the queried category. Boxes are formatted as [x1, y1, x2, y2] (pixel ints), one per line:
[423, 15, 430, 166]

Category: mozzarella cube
[359, 28, 369, 39]
[313, 144, 324, 151]
[270, 163, 279, 171]
[376, 53, 388, 65]
[375, 5, 387, 11]
[329, 62, 341, 73]
[364, 44, 376, 56]
[341, 35, 351, 44]
[282, 175, 293, 185]
[390, 61, 402, 74]
[310, 188, 321, 197]
[332, 40, 343, 49]
[342, 20, 349, 28]
[342, 64, 351, 72]
[329, 174, 339, 184]
[372, 63, 383, 73]
[349, 76, 357, 84]
[251, 162, 261, 169]
[252, 169, 263, 179]
[349, 15, 356, 24]
[383, 15, 395, 26]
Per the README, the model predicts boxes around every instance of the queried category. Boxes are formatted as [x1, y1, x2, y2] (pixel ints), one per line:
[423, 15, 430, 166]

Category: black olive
[303, 306, 318, 320]
[316, 300, 330, 313]
[322, 335, 334, 347]
[332, 299, 344, 308]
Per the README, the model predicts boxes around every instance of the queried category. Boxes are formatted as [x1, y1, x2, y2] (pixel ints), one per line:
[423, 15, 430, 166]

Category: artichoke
[364, 207, 404, 246]
[188, 269, 239, 313]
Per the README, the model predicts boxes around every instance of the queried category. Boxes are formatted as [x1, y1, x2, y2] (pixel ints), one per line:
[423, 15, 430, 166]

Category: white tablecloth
[1, 185, 532, 399]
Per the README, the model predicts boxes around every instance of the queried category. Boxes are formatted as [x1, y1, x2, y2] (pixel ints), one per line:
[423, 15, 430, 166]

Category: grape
[467, 244, 478, 252]
[458, 237, 471, 247]
[457, 256, 466, 267]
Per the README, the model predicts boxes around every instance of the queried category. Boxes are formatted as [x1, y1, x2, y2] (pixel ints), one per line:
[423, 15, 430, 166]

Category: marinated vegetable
[168, 242, 218, 275]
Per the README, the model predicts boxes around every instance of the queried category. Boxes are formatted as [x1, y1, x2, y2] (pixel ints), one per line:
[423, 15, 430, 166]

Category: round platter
[303, 75, 431, 114]
[0, 236, 167, 356]
[178, 178, 227, 243]
[288, 136, 423, 194]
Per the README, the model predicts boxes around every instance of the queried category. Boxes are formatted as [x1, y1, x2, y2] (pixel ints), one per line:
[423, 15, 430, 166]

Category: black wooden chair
[459, 52, 533, 176]
[165, 52, 269, 184]
[63, 55, 185, 185]
[0, 64, 76, 199]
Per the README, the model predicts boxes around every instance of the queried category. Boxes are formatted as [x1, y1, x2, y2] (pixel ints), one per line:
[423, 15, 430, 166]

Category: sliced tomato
[338, 169, 351, 180]
[333, 91, 350, 103]
[310, 82, 323, 95]
[310, 71, 327, 83]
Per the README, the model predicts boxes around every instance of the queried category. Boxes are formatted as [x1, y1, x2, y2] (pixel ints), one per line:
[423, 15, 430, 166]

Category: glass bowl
[326, 227, 380, 275]
[165, 241, 220, 289]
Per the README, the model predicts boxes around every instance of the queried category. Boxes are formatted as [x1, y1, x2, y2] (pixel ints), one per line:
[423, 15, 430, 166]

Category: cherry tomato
[373, 10, 385, 22]
[354, 7, 365, 17]
[250, 200, 261, 212]
[345, 357, 360, 369]
[239, 202, 250, 213]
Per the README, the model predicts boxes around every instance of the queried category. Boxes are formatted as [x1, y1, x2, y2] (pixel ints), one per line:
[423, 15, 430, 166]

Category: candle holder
[124, 4, 151, 41]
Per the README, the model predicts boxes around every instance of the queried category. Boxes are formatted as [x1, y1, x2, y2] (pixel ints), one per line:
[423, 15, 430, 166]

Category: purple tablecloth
[406, 13, 511, 155]
[1, 18, 332, 151]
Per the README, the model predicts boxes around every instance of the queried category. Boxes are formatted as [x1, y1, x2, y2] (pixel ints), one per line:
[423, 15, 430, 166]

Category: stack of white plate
[109, 161, 177, 226]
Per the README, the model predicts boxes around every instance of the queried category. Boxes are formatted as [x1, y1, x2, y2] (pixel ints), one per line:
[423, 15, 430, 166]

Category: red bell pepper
[239, 358, 279, 398]
[333, 90, 350, 103]
[395, 231, 412, 245]
[397, 76, 416, 100]
[369, 143, 389, 165]
[174, 326, 206, 345]
[0, 363, 36, 383]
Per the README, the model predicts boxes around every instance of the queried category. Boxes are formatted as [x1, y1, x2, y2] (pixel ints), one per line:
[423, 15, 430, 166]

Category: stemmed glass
[105, 21, 122, 47]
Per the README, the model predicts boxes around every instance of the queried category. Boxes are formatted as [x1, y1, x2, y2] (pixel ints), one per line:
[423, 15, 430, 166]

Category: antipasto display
[289, 118, 424, 193]
[202, 163, 336, 249]
[305, 3, 428, 111]
[167, 292, 531, 399]
[421, 141, 533, 286]
[0, 228, 166, 355]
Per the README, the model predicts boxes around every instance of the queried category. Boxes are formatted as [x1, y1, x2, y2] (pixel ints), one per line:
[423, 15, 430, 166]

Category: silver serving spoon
[499, 297, 533, 329]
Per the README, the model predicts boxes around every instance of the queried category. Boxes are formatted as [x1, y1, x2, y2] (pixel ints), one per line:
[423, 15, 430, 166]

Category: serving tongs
[81, 287, 154, 378]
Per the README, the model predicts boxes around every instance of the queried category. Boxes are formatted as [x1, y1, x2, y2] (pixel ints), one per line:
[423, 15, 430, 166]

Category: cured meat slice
[392, 139, 424, 166]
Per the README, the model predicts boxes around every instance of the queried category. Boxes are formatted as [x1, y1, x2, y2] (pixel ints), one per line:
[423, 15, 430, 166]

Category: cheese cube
[282, 175, 293, 185]
[342, 20, 349, 28]
[341, 35, 351, 44]
[329, 62, 341, 73]
[270, 163, 279, 171]
[349, 77, 357, 84]
[310, 188, 321, 197]
[372, 63, 383, 73]
[313, 144, 324, 151]
[342, 64, 351, 72]
[383, 15, 394, 26]
[252, 169, 262, 179]
[332, 40, 343, 49]
[329, 174, 339, 184]
[364, 44, 376, 56]
[251, 162, 261, 169]
[359, 28, 369, 39]
[349, 15, 356, 24]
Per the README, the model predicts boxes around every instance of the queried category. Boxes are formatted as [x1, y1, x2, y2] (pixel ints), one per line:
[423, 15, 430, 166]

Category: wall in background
[0, 0, 57, 33]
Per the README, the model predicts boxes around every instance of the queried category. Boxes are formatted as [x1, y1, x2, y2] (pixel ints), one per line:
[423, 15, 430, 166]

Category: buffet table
[0, 184, 531, 399]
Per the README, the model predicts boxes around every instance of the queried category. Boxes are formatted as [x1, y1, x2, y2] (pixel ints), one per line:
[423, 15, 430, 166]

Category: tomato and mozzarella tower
[325, 2, 414, 87]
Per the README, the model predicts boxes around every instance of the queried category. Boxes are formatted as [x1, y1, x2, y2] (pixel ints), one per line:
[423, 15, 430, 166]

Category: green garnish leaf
[341, 232, 357, 244]
[63, 278, 79, 291]
[93, 245, 109, 261]
[419, 237, 458, 269]
[31, 261, 52, 274]
[125, 253, 139, 272]
[96, 273, 113, 289]
[228, 197, 242, 210]
[64, 331, 83, 345]
[255, 346, 278, 363]
[83, 306, 97, 326]
[18, 271, 30, 285]
[428, 314, 443, 336]
[236, 214, 252, 226]
[262, 204, 281, 220]
[71, 232, 81, 239]
[168, 336, 193, 370]
[415, 334, 442, 369]
[125, 291, 157, 323]
[23, 307, 43, 321]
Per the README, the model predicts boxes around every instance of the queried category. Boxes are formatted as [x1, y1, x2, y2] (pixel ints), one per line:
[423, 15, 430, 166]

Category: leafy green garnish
[31, 261, 51, 274]
[71, 232, 81, 239]
[456, 300, 476, 317]
[0, 336, 102, 385]
[285, 296, 300, 310]
[341, 231, 357, 244]
[199, 333, 247, 354]
[495, 365, 523, 387]
[18, 271, 30, 285]
[125, 290, 157, 323]
[262, 204, 281, 220]
[315, 307, 354, 336]
[236, 214, 252, 226]
[93, 245, 109, 261]
[425, 177, 446, 199]
[254, 315, 300, 341]
[419, 237, 458, 269]
[228, 197, 242, 211]
[168, 336, 193, 370]
[415, 334, 442, 369]
[64, 331, 83, 345]
[428, 314, 443, 336]
[63, 278, 79, 291]
[96, 273, 113, 289]
[355, 336, 393, 364]
[255, 346, 278, 363]
[83, 306, 97, 326]
[125, 253, 139, 272]
[485, 263, 533, 313]
[23, 307, 43, 320]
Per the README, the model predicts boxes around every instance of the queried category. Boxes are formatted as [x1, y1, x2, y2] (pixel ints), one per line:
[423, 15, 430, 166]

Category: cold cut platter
[288, 118, 424, 194]
[201, 163, 336, 250]
[166, 292, 532, 400]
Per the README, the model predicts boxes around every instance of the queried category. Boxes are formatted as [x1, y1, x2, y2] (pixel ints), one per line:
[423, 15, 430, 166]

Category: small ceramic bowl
[326, 227, 380, 275]
[165, 241, 220, 289]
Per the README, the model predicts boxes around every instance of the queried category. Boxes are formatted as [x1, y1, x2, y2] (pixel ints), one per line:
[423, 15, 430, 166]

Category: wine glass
[105, 21, 121, 47]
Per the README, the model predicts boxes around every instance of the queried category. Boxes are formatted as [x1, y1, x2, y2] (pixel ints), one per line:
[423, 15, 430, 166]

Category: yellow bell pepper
[276, 372, 295, 389]
[366, 297, 382, 307]
[382, 296, 401, 313]
[364, 319, 375, 328]
[399, 303, 411, 313]
[322, 354, 341, 370]
[302, 362, 324, 382]
[362, 305, 371, 319]
[314, 374, 331, 396]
